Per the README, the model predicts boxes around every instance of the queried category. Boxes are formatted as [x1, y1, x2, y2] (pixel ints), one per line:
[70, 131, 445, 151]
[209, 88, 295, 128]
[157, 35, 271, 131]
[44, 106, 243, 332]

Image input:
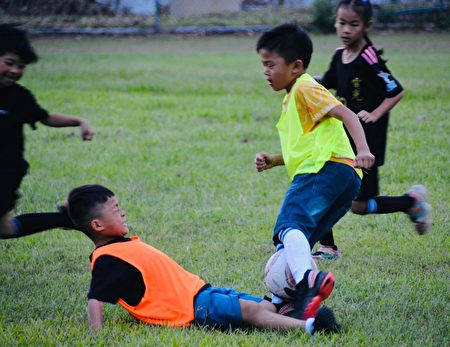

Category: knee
[240, 300, 261, 321]
[351, 201, 367, 215]
[259, 299, 277, 313]
[0, 214, 17, 238]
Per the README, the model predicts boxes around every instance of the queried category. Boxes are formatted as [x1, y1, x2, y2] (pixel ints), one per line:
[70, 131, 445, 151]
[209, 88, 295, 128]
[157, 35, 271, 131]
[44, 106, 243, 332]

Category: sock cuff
[305, 317, 315, 335]
[278, 227, 295, 243]
[367, 199, 378, 213]
[11, 217, 22, 237]
[271, 294, 284, 305]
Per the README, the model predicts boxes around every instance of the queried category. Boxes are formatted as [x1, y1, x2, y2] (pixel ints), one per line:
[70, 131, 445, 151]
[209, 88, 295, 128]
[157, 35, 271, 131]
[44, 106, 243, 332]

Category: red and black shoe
[293, 270, 335, 320]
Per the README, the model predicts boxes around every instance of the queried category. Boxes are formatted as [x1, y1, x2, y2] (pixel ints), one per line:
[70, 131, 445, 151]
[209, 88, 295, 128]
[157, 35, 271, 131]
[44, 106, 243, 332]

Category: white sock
[305, 317, 315, 335]
[280, 228, 313, 284]
[271, 294, 284, 305]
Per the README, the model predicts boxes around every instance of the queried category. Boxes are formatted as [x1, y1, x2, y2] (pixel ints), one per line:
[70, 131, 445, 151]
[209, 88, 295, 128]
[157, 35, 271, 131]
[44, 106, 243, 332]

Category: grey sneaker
[312, 245, 340, 260]
[406, 185, 432, 235]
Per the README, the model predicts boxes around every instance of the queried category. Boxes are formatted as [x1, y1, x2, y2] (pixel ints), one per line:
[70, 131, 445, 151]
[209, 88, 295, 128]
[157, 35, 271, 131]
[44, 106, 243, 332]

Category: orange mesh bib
[91, 236, 206, 327]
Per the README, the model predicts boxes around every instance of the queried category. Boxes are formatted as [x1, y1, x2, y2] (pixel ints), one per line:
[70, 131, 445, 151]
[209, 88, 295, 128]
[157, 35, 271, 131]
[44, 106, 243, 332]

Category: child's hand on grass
[80, 119, 95, 141]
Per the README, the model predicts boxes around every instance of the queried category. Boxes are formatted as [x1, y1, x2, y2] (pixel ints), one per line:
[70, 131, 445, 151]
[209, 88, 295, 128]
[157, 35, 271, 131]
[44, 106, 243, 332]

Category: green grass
[1, 33, 449, 346]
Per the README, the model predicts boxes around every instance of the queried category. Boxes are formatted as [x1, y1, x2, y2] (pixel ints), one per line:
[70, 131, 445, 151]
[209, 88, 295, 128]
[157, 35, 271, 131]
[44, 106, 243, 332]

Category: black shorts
[0, 169, 27, 217]
[355, 166, 379, 201]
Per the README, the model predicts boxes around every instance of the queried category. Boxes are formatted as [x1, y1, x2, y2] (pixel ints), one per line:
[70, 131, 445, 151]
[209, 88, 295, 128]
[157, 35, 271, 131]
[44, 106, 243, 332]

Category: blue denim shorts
[193, 286, 263, 330]
[273, 162, 361, 248]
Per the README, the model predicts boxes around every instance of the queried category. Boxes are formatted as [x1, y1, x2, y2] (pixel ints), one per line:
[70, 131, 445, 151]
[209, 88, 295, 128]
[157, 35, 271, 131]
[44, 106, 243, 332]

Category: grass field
[0, 33, 449, 346]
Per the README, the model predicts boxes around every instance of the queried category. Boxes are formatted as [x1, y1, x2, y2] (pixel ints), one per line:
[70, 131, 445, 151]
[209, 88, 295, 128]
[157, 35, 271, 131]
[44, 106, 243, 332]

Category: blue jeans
[273, 162, 361, 249]
[193, 286, 263, 330]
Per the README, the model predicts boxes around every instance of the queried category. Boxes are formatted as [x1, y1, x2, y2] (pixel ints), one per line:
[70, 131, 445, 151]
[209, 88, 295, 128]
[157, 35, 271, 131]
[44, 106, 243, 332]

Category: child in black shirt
[313, 0, 432, 260]
[0, 24, 95, 239]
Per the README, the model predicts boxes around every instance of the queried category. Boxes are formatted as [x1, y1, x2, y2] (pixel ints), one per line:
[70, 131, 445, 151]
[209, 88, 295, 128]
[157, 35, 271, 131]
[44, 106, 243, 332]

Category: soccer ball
[264, 249, 296, 301]
[264, 249, 319, 301]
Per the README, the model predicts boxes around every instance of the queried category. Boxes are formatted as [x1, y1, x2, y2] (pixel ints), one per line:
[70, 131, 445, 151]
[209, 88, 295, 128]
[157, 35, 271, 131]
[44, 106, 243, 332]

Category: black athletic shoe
[293, 271, 335, 319]
[311, 306, 341, 335]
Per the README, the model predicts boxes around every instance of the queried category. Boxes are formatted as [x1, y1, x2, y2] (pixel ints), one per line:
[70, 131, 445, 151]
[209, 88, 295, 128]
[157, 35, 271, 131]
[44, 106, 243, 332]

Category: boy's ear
[365, 20, 373, 31]
[90, 219, 104, 233]
[291, 59, 304, 75]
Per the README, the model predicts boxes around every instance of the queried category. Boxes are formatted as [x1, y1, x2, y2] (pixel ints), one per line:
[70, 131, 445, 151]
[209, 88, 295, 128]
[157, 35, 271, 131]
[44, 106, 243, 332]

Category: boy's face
[92, 196, 129, 238]
[259, 49, 302, 93]
[0, 53, 26, 87]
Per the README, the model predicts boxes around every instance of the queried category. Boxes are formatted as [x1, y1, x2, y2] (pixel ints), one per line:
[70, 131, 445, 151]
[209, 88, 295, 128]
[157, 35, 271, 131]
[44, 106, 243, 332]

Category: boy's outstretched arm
[87, 299, 104, 331]
[240, 299, 307, 331]
[329, 105, 375, 169]
[255, 152, 284, 172]
[40, 113, 95, 141]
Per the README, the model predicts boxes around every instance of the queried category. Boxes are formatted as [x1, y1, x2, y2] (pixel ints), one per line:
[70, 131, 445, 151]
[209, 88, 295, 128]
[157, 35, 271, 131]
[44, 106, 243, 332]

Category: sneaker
[293, 271, 335, 320]
[311, 306, 341, 335]
[312, 245, 340, 260]
[406, 185, 432, 235]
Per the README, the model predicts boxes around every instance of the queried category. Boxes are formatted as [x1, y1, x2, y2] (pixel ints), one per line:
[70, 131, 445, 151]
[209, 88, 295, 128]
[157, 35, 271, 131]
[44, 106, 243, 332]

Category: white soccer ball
[264, 249, 319, 301]
[264, 249, 296, 301]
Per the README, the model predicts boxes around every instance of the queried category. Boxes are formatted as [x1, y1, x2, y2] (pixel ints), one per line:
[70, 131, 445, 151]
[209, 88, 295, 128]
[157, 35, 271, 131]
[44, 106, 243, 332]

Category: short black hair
[68, 184, 115, 239]
[0, 23, 38, 64]
[256, 23, 313, 69]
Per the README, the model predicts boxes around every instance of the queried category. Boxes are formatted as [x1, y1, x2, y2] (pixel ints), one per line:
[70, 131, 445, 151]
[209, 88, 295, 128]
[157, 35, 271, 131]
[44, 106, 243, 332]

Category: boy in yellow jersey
[254, 23, 374, 320]
[68, 184, 340, 334]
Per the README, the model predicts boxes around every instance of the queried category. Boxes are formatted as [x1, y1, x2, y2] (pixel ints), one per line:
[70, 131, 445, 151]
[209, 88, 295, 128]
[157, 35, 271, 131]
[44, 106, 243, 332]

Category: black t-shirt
[88, 237, 145, 306]
[321, 45, 403, 166]
[0, 84, 49, 172]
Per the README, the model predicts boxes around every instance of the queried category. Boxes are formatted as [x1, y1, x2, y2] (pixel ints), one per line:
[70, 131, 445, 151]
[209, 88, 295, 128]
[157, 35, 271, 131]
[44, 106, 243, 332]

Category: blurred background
[1, 0, 448, 35]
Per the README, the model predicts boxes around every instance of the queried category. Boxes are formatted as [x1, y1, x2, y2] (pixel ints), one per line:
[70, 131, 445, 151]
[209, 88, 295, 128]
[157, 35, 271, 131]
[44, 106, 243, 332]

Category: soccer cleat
[311, 306, 341, 335]
[312, 245, 340, 260]
[406, 185, 432, 235]
[293, 271, 335, 320]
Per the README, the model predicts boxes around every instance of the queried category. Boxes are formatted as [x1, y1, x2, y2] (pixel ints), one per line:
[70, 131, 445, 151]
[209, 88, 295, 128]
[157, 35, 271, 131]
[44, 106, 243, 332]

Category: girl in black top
[313, 0, 431, 260]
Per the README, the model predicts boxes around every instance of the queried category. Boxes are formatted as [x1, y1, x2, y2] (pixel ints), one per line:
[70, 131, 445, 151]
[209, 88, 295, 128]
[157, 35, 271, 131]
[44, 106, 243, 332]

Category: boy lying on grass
[67, 184, 340, 335]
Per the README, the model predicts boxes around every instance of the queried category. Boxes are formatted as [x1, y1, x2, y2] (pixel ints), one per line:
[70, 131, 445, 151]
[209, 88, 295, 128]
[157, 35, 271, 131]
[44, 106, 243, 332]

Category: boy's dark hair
[0, 23, 38, 64]
[256, 23, 313, 69]
[68, 184, 115, 239]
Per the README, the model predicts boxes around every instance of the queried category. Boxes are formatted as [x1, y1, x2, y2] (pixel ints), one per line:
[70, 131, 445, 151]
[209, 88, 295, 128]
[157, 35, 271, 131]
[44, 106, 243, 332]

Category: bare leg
[239, 299, 306, 331]
[351, 200, 367, 215]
